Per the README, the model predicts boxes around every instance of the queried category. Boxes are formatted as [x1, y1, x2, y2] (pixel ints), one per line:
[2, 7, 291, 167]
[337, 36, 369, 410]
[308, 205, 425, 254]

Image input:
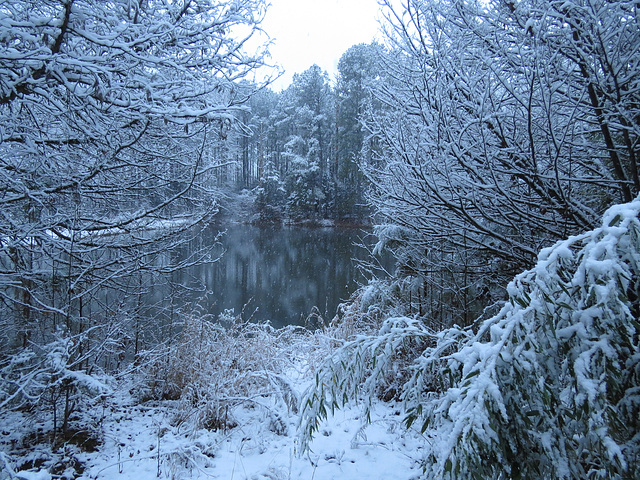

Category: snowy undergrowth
[137, 312, 306, 432]
[1, 308, 423, 480]
[300, 198, 640, 479]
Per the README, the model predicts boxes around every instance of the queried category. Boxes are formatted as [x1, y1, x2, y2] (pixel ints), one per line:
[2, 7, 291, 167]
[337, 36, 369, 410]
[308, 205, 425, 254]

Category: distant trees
[245, 46, 383, 223]
[363, 0, 640, 325]
[244, 65, 336, 221]
[0, 0, 268, 422]
[279, 65, 334, 219]
[335, 43, 384, 219]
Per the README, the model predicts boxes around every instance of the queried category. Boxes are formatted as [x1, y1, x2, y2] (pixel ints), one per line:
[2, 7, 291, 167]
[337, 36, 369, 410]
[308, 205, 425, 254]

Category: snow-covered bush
[0, 329, 111, 436]
[139, 311, 305, 432]
[329, 284, 391, 338]
[297, 316, 435, 452]
[299, 198, 640, 479]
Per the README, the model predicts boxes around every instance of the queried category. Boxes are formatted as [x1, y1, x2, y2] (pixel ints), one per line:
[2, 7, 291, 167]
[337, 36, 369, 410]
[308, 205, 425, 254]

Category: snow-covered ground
[1, 366, 424, 480]
[88, 392, 420, 480]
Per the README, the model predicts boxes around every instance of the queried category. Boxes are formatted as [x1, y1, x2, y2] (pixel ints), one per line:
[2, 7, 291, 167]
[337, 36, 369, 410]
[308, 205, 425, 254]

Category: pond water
[158, 224, 387, 329]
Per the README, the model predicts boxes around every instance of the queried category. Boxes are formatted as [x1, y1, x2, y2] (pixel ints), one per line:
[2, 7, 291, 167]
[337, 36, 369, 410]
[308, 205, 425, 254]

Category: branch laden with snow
[300, 197, 640, 479]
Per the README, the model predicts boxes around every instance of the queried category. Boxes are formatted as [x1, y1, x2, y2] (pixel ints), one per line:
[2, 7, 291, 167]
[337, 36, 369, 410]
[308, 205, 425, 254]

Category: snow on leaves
[300, 197, 640, 479]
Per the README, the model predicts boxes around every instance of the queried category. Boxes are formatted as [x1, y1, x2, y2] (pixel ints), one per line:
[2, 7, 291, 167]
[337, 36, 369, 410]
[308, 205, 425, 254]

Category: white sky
[256, 0, 386, 91]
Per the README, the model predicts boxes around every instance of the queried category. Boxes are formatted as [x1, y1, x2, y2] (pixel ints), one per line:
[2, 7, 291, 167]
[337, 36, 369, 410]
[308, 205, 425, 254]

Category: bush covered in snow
[138, 311, 306, 432]
[299, 198, 640, 479]
[0, 328, 112, 441]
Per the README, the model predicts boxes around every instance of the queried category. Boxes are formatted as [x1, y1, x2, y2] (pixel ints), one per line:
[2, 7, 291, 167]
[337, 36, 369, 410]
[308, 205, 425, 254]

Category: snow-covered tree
[254, 160, 286, 222]
[271, 65, 334, 219]
[365, 0, 640, 323]
[300, 196, 640, 479]
[0, 0, 268, 416]
[334, 42, 384, 220]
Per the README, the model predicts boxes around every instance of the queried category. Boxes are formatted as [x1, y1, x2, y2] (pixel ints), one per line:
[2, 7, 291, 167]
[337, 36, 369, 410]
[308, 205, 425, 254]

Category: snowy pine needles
[299, 198, 640, 479]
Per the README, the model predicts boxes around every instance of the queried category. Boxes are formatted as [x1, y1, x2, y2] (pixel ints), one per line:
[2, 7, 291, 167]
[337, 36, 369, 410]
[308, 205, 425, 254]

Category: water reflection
[167, 225, 380, 328]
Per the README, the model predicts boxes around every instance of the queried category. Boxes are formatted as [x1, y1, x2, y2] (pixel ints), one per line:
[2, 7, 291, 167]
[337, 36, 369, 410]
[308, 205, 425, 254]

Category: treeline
[219, 44, 384, 223]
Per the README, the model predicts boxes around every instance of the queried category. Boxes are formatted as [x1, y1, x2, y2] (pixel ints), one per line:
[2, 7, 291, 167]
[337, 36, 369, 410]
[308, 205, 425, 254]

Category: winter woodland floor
[1, 348, 424, 480]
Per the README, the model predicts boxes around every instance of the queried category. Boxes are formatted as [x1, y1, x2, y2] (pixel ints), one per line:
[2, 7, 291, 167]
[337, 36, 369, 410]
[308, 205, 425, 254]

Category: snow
[371, 224, 410, 256]
[1, 368, 423, 480]
[4, 189, 640, 480]
[15, 471, 51, 480]
[82, 383, 420, 480]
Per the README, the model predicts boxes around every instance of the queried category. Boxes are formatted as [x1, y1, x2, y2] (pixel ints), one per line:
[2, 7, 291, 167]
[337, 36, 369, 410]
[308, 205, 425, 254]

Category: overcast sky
[257, 0, 385, 91]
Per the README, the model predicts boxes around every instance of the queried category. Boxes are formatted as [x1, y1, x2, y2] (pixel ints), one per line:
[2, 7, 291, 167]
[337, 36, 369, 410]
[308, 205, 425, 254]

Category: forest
[200, 46, 382, 225]
[1, 0, 639, 479]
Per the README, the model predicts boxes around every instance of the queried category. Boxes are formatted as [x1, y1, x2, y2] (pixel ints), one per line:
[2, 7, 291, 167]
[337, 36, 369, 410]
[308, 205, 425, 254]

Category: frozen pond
[153, 224, 385, 329]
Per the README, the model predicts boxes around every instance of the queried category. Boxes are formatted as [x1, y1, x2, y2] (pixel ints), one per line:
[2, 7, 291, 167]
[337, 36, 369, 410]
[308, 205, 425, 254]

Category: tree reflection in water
[150, 225, 385, 329]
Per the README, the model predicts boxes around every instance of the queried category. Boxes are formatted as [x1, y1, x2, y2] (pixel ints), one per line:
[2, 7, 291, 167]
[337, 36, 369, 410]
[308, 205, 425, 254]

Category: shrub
[139, 311, 306, 432]
[299, 198, 640, 479]
[0, 328, 111, 439]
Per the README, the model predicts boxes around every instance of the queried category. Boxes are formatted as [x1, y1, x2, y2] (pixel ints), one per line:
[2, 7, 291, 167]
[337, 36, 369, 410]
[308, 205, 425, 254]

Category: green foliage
[298, 198, 640, 479]
[297, 316, 434, 452]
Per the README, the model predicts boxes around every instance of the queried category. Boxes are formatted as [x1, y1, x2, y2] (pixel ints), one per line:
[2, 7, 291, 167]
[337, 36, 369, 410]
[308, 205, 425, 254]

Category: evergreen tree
[334, 43, 384, 220]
